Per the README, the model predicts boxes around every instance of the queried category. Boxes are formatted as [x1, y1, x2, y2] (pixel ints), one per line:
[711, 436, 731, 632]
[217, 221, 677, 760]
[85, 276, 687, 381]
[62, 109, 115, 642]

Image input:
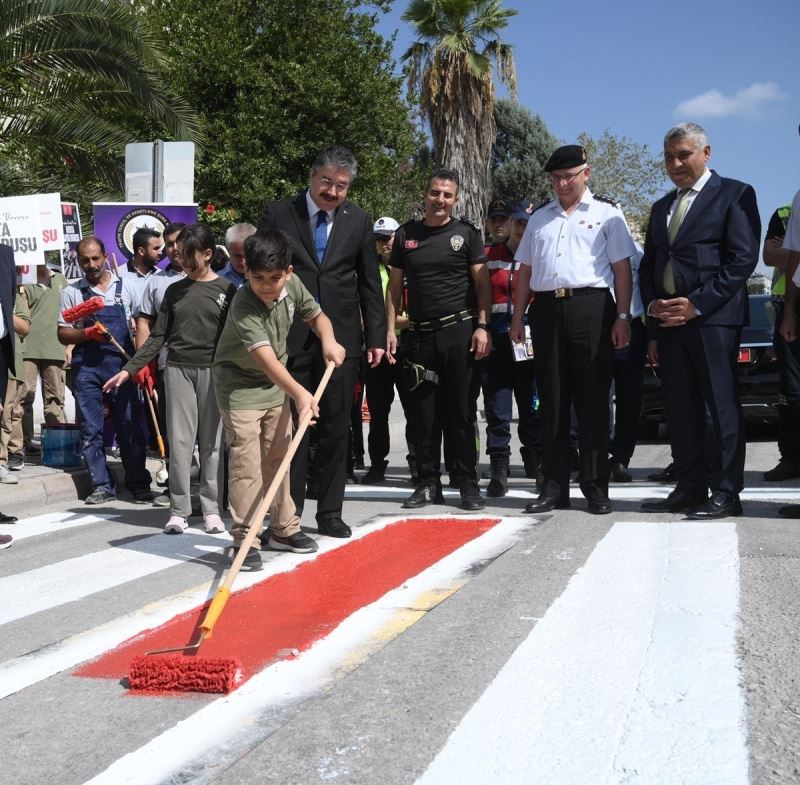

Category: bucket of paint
[41, 423, 82, 467]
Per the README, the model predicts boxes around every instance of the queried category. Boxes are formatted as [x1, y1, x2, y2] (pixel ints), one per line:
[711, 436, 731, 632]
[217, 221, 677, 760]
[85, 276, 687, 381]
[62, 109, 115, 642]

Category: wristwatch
[616, 313, 632, 321]
[476, 322, 490, 330]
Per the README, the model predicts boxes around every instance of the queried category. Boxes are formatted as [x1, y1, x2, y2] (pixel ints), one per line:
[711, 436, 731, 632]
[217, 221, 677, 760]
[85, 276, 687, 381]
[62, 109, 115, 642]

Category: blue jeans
[73, 353, 151, 495]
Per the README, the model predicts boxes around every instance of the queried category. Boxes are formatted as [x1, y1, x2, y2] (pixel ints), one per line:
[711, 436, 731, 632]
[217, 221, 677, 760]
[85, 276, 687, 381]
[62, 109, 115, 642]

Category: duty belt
[409, 309, 477, 331]
[541, 287, 608, 299]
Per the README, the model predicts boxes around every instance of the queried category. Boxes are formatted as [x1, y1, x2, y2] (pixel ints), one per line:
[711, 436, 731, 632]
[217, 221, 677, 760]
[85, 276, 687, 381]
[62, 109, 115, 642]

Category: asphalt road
[1, 418, 798, 785]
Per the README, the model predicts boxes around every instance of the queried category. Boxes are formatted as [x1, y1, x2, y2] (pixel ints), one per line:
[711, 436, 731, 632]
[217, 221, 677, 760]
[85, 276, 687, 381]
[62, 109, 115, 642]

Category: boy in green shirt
[213, 230, 345, 570]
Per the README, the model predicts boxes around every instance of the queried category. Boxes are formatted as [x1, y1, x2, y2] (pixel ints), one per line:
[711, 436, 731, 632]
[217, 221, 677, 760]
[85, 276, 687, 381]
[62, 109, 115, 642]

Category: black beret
[544, 144, 588, 173]
[487, 197, 513, 218]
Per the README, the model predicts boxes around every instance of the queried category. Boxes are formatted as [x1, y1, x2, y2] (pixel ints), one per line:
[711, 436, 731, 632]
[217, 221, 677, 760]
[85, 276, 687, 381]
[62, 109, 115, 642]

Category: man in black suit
[0, 244, 19, 523]
[639, 122, 760, 519]
[259, 145, 386, 538]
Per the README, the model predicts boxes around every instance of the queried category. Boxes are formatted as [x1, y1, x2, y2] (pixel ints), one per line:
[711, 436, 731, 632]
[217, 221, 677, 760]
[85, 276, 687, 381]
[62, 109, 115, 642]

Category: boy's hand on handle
[294, 389, 320, 424]
[322, 340, 346, 368]
[102, 370, 131, 393]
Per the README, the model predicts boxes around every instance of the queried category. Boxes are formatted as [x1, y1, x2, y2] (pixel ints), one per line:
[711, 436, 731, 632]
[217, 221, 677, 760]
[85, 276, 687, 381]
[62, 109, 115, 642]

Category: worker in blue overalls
[58, 236, 153, 505]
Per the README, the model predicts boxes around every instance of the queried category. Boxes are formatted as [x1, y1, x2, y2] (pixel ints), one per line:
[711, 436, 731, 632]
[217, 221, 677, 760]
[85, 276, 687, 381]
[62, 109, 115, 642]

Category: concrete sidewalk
[1, 454, 165, 513]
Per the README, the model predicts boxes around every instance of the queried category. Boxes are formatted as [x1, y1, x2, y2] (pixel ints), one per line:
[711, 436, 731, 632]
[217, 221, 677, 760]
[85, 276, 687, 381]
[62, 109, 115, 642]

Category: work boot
[460, 480, 486, 511]
[403, 479, 444, 509]
[486, 454, 509, 498]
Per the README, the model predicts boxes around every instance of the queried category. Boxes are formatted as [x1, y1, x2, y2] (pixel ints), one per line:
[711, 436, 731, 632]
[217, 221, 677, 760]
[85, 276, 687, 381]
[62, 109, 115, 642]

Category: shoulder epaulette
[593, 194, 620, 207]
[528, 199, 549, 215]
[458, 215, 482, 233]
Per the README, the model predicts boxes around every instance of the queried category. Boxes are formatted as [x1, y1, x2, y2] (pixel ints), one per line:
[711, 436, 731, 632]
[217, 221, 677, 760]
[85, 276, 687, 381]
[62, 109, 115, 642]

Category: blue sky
[369, 0, 799, 264]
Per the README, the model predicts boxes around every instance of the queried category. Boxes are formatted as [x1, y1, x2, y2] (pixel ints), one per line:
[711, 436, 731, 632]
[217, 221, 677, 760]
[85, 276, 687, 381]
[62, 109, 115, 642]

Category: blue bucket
[42, 423, 82, 467]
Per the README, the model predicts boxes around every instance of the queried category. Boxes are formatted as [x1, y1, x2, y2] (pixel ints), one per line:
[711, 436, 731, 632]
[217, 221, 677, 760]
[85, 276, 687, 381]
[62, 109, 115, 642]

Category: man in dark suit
[639, 122, 760, 519]
[1, 244, 20, 523]
[259, 145, 386, 538]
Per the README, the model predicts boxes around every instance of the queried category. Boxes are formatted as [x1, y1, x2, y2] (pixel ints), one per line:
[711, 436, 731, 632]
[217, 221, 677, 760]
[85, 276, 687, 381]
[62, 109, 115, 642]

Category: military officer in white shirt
[510, 144, 636, 514]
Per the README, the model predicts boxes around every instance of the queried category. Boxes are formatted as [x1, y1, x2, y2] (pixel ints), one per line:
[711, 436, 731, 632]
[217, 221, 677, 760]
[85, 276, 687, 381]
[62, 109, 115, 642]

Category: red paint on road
[75, 517, 500, 687]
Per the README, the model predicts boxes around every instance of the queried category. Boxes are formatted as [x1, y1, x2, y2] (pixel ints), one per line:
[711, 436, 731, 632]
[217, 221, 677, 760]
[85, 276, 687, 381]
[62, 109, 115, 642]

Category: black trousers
[0, 335, 10, 405]
[403, 320, 481, 485]
[365, 355, 415, 466]
[658, 321, 744, 495]
[609, 317, 647, 465]
[772, 301, 800, 465]
[531, 289, 615, 499]
[288, 348, 359, 523]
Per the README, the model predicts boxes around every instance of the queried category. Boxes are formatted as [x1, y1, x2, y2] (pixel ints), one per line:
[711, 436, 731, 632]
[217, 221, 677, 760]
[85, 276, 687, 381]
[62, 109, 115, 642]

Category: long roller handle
[200, 360, 335, 639]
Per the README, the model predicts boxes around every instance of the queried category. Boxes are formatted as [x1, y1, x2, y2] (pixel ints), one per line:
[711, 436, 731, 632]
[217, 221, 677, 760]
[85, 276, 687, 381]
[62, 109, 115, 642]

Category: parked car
[640, 294, 779, 436]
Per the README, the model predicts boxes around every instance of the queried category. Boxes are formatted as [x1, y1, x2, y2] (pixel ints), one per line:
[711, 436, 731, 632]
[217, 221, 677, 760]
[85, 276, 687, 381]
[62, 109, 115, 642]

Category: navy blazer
[0, 243, 16, 376]
[639, 171, 760, 327]
[259, 192, 386, 358]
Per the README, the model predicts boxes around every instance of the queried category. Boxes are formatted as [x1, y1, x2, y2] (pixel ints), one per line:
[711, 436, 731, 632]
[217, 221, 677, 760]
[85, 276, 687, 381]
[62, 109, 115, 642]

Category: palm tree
[402, 0, 517, 225]
[0, 0, 201, 198]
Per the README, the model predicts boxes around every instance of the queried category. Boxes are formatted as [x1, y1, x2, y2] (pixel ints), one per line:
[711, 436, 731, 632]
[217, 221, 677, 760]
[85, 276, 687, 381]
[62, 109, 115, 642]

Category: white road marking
[0, 529, 229, 626]
[414, 521, 749, 785]
[0, 512, 119, 541]
[79, 516, 529, 785]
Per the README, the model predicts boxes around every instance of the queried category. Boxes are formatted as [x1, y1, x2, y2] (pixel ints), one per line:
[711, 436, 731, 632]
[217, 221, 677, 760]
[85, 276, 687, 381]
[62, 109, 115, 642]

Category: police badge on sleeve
[450, 234, 465, 251]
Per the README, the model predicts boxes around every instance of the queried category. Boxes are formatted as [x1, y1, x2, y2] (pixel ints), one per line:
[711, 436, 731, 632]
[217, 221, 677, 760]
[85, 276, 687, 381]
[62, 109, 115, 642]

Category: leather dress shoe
[647, 463, 675, 482]
[763, 461, 800, 482]
[586, 495, 613, 515]
[0, 512, 18, 523]
[641, 488, 707, 513]
[317, 518, 352, 538]
[609, 460, 632, 483]
[524, 494, 570, 514]
[685, 492, 742, 520]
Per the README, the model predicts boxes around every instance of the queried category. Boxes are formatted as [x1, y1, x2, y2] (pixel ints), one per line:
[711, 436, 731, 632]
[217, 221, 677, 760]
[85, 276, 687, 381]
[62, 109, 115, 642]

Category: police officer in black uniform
[386, 167, 492, 510]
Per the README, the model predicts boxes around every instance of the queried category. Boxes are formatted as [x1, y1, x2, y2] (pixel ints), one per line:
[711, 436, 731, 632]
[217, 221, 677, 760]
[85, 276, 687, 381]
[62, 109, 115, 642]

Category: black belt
[538, 287, 608, 299]
[409, 309, 476, 332]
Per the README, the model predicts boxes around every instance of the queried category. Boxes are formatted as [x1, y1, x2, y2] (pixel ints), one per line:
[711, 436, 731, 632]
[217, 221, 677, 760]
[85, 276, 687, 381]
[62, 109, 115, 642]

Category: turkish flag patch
[405, 240, 418, 249]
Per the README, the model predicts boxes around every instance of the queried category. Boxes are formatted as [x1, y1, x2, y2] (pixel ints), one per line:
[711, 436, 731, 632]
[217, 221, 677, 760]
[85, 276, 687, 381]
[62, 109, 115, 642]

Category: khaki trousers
[22, 359, 66, 446]
[220, 402, 300, 548]
[1, 378, 26, 461]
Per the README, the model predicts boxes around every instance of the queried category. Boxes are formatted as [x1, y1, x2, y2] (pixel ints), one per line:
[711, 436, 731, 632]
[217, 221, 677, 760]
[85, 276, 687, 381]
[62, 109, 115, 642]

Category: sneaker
[459, 481, 486, 511]
[25, 440, 41, 455]
[763, 461, 800, 482]
[0, 534, 12, 549]
[203, 513, 225, 534]
[164, 515, 188, 534]
[0, 464, 18, 485]
[268, 531, 319, 553]
[403, 480, 444, 509]
[153, 493, 171, 508]
[7, 453, 24, 471]
[232, 545, 262, 571]
[85, 488, 115, 505]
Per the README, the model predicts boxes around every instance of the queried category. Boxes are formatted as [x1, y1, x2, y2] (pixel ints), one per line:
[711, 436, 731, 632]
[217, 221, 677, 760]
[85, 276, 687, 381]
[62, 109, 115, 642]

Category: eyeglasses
[550, 166, 587, 184]
[315, 175, 351, 192]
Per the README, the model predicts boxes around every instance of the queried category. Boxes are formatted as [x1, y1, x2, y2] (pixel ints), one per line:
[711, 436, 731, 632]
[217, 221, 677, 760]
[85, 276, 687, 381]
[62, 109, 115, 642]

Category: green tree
[578, 130, 668, 237]
[402, 0, 517, 224]
[491, 99, 558, 205]
[0, 0, 200, 203]
[143, 0, 423, 232]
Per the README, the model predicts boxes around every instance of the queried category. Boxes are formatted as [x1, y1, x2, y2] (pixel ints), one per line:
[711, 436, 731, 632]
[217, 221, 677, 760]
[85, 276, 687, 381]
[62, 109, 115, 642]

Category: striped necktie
[663, 189, 691, 295]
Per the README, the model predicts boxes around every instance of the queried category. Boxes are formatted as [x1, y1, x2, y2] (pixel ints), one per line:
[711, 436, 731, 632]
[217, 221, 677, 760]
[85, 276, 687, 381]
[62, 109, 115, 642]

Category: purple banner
[92, 202, 197, 272]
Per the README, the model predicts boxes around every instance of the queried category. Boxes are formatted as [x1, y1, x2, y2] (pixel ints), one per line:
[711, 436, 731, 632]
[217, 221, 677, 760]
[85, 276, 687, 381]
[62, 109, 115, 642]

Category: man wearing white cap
[361, 217, 416, 484]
